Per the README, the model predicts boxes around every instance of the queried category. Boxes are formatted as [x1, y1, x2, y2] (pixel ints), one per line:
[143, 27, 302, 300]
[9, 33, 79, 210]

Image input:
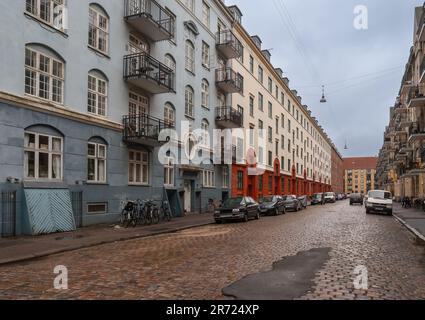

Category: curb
[0, 221, 214, 266]
[393, 213, 425, 246]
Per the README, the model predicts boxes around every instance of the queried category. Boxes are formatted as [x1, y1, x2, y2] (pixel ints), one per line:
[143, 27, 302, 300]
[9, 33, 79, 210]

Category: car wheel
[275, 208, 279, 216]
[244, 213, 249, 222]
[255, 211, 260, 220]
[215, 219, 222, 224]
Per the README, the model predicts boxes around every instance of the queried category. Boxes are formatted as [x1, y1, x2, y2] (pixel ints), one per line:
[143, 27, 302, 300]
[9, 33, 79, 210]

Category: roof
[343, 157, 378, 171]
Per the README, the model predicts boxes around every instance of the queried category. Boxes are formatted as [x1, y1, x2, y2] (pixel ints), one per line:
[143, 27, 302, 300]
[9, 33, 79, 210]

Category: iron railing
[123, 113, 173, 143]
[407, 83, 425, 105]
[215, 106, 243, 127]
[215, 68, 244, 92]
[1, 191, 17, 238]
[123, 52, 174, 90]
[216, 29, 243, 57]
[124, 0, 175, 36]
[71, 191, 83, 229]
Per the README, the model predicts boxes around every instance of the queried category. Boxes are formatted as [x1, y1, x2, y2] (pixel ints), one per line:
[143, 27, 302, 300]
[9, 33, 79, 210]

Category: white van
[365, 190, 393, 215]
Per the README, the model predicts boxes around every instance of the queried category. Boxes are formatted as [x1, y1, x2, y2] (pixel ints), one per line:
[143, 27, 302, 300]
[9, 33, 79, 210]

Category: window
[88, 6, 109, 54]
[281, 135, 285, 149]
[275, 85, 279, 99]
[202, 42, 210, 68]
[202, 1, 210, 27]
[268, 127, 273, 143]
[201, 79, 209, 108]
[164, 103, 176, 127]
[268, 102, 273, 119]
[185, 40, 195, 73]
[203, 170, 215, 188]
[258, 120, 264, 138]
[201, 119, 209, 145]
[281, 157, 285, 170]
[87, 203, 108, 214]
[222, 167, 228, 189]
[164, 54, 176, 72]
[26, 0, 65, 30]
[276, 118, 279, 134]
[183, 0, 195, 12]
[249, 95, 254, 117]
[249, 55, 254, 73]
[185, 86, 194, 118]
[259, 176, 263, 191]
[281, 92, 285, 105]
[87, 142, 107, 183]
[249, 125, 255, 146]
[25, 47, 64, 104]
[268, 175, 273, 191]
[258, 66, 264, 83]
[87, 73, 107, 116]
[268, 77, 273, 92]
[288, 119, 291, 133]
[237, 171, 244, 190]
[24, 131, 63, 180]
[128, 150, 149, 185]
[164, 156, 175, 186]
[258, 147, 264, 164]
[258, 93, 264, 111]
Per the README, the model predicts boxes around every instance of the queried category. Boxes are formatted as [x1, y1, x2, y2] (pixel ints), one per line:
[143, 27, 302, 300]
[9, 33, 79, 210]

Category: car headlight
[214, 210, 220, 214]
[232, 208, 240, 213]
[366, 202, 372, 207]
[386, 204, 392, 209]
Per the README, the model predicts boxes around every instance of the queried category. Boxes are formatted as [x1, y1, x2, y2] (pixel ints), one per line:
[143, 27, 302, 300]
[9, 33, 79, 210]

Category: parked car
[311, 193, 325, 205]
[365, 190, 393, 215]
[297, 195, 308, 209]
[324, 192, 336, 203]
[349, 193, 363, 205]
[214, 197, 260, 223]
[259, 196, 286, 216]
[337, 193, 345, 201]
[282, 195, 301, 212]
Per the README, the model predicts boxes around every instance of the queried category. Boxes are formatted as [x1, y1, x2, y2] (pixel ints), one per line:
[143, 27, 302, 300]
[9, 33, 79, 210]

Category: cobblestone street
[0, 201, 424, 300]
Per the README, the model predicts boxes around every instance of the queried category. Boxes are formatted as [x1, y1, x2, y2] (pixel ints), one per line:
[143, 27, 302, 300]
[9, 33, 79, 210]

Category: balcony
[409, 122, 425, 143]
[123, 52, 174, 94]
[216, 30, 243, 60]
[124, 0, 174, 42]
[417, 13, 425, 42]
[421, 57, 425, 84]
[123, 113, 173, 147]
[216, 68, 244, 94]
[215, 107, 243, 129]
[407, 83, 425, 109]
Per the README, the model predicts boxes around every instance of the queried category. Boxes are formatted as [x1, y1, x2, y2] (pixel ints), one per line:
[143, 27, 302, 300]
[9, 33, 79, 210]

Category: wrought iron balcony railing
[215, 106, 243, 128]
[216, 29, 243, 60]
[215, 68, 244, 94]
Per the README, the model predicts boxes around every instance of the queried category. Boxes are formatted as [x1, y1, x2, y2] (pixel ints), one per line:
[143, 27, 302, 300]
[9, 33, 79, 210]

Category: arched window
[201, 119, 209, 145]
[201, 79, 209, 109]
[87, 70, 108, 117]
[164, 102, 176, 127]
[164, 54, 176, 72]
[185, 86, 194, 118]
[25, 44, 64, 104]
[24, 125, 63, 181]
[87, 137, 107, 183]
[185, 40, 195, 73]
[88, 4, 109, 54]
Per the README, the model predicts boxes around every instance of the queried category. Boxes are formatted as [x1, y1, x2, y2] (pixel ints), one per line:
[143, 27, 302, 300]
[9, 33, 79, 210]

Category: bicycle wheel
[120, 209, 127, 227]
[130, 208, 137, 228]
[165, 208, 172, 221]
[152, 208, 160, 224]
[145, 207, 152, 226]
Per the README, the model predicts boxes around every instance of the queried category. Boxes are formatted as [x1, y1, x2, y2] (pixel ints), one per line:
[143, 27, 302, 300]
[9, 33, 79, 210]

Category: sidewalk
[0, 214, 214, 266]
[393, 203, 425, 245]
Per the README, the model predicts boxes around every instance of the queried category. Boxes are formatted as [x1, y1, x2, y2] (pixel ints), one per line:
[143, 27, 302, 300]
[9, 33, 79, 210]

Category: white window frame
[203, 170, 216, 188]
[201, 80, 209, 109]
[183, 0, 195, 12]
[185, 40, 195, 73]
[25, 0, 65, 31]
[222, 167, 228, 189]
[202, 1, 210, 28]
[164, 156, 175, 187]
[128, 150, 149, 185]
[24, 131, 63, 181]
[164, 103, 176, 127]
[87, 142, 107, 183]
[87, 74, 108, 117]
[25, 47, 64, 104]
[201, 119, 209, 145]
[88, 6, 109, 54]
[202, 42, 210, 69]
[185, 86, 194, 118]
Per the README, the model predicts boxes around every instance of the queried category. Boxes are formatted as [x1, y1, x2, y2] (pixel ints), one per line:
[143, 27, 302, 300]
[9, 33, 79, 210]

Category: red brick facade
[331, 147, 344, 194]
[231, 159, 331, 201]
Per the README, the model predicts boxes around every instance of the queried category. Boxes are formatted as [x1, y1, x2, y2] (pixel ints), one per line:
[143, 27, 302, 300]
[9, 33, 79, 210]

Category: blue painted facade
[0, 0, 236, 234]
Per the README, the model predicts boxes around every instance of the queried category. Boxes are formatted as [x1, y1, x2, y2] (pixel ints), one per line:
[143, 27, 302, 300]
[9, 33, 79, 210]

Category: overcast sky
[228, 0, 423, 157]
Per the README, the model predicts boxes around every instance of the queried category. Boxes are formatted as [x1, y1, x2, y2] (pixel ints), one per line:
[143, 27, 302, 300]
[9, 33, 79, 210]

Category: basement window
[87, 202, 108, 214]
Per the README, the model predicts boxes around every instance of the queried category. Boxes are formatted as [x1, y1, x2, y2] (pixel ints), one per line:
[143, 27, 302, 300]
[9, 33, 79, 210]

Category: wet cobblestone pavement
[0, 201, 424, 300]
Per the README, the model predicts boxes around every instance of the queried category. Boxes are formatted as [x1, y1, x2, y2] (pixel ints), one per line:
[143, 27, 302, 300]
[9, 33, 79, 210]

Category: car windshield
[368, 191, 391, 200]
[313, 194, 322, 199]
[350, 193, 361, 198]
[260, 196, 277, 203]
[223, 198, 243, 207]
[325, 193, 333, 196]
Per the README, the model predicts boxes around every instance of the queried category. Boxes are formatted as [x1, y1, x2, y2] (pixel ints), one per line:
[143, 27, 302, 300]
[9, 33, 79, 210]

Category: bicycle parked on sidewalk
[159, 200, 172, 222]
[120, 200, 138, 228]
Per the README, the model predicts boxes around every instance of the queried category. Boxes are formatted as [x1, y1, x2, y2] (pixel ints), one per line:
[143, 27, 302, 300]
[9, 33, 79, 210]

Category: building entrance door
[184, 180, 192, 213]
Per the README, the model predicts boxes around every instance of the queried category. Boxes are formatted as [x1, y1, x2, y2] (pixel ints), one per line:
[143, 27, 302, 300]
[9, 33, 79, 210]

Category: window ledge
[88, 46, 111, 59]
[85, 182, 109, 186]
[185, 69, 196, 76]
[24, 12, 68, 38]
[128, 183, 150, 187]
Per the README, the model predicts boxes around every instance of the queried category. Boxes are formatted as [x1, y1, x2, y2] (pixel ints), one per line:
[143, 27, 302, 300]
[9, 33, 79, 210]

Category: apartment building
[225, 6, 334, 200]
[376, 3, 425, 201]
[344, 157, 378, 195]
[0, 0, 245, 235]
[331, 146, 344, 194]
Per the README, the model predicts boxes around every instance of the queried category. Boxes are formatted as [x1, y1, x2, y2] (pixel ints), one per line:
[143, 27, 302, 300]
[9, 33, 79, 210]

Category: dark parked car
[297, 195, 308, 209]
[259, 196, 286, 216]
[311, 193, 325, 205]
[282, 195, 301, 212]
[214, 197, 260, 223]
[349, 193, 363, 205]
